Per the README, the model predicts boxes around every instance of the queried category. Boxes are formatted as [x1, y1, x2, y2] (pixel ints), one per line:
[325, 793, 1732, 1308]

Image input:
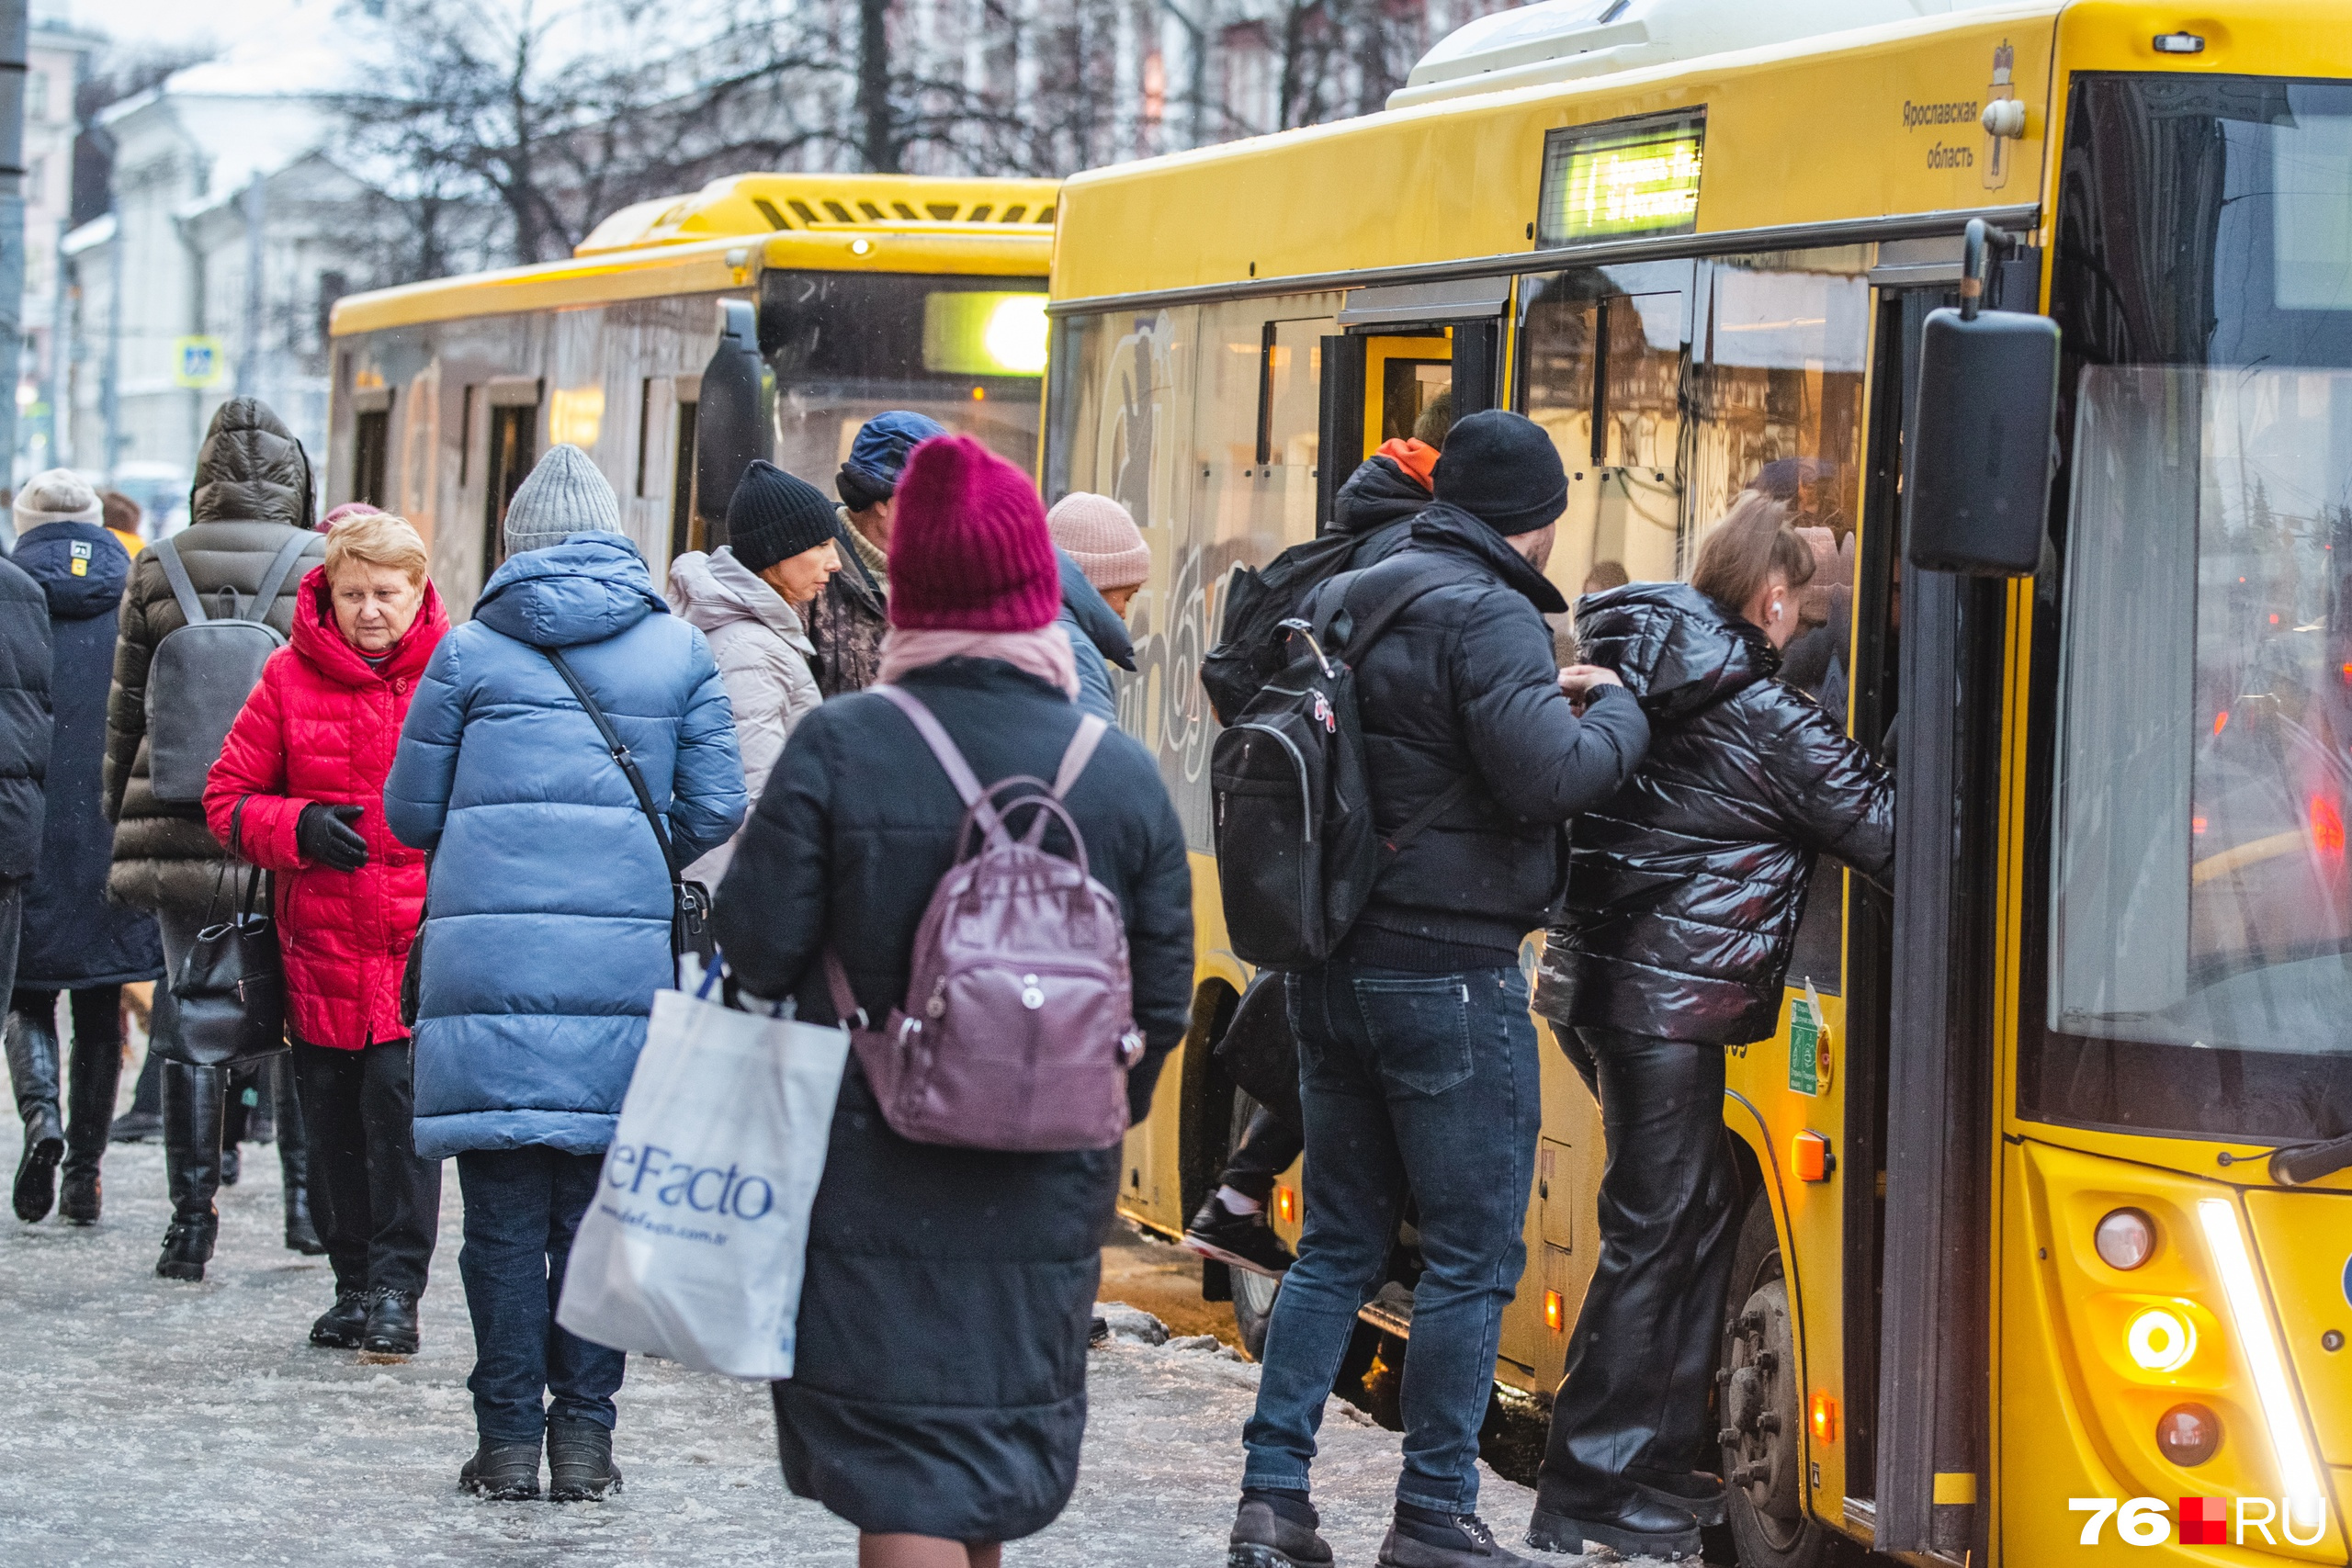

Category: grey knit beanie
[503, 444, 622, 556]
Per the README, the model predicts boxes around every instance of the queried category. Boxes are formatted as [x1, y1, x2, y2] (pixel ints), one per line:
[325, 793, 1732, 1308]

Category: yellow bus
[1046, 3, 2352, 1562]
[326, 174, 1058, 611]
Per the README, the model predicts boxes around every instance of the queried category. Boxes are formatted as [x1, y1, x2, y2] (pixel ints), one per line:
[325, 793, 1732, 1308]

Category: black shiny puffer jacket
[1536, 581, 1894, 1045]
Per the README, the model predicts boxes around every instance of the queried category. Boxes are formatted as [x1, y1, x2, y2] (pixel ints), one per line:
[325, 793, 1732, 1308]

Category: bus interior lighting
[2153, 32, 2207, 53]
[2126, 1306, 2196, 1373]
[2196, 1197, 2327, 1512]
[2094, 1208, 2155, 1270]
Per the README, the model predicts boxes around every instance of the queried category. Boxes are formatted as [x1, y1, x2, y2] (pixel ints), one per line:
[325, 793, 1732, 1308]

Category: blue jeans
[1241, 960, 1541, 1514]
[455, 1146, 627, 1442]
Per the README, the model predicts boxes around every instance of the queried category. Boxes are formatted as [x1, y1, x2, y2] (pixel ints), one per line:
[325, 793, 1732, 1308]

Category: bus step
[1357, 1281, 1415, 1339]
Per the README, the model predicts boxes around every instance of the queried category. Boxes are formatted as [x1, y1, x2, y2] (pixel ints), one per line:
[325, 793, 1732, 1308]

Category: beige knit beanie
[1046, 491, 1150, 592]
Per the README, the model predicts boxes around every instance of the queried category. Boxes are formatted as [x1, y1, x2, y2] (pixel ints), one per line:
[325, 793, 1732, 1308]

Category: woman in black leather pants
[1525, 494, 1894, 1561]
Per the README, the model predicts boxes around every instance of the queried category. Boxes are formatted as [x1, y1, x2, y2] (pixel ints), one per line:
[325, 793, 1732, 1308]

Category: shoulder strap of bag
[871, 682, 986, 807]
[244, 532, 314, 624]
[1317, 554, 1463, 660]
[151, 536, 209, 627]
[542, 647, 682, 884]
[1051, 715, 1109, 800]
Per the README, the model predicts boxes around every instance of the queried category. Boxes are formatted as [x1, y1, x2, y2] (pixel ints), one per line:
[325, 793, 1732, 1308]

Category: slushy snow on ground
[0, 1122, 1656, 1567]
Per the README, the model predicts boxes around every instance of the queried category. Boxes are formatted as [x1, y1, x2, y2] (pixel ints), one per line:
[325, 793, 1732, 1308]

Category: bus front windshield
[759, 270, 1047, 485]
[2032, 74, 2352, 1142]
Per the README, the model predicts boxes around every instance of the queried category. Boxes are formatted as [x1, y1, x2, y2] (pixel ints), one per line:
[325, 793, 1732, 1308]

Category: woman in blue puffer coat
[384, 445, 743, 1506]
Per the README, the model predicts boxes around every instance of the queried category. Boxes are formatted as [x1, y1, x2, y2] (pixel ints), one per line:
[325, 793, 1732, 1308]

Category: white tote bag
[557, 970, 850, 1380]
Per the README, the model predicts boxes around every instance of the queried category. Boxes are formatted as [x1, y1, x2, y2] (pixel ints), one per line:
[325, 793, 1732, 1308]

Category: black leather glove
[297, 803, 368, 872]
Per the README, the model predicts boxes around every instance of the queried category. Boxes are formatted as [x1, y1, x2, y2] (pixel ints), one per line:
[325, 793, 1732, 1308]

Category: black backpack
[144, 531, 313, 804]
[1200, 519, 1411, 727]
[1208, 555, 1469, 968]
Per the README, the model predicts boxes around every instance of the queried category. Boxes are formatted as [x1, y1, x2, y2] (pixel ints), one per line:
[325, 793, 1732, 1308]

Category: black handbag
[542, 648, 717, 984]
[161, 796, 288, 1068]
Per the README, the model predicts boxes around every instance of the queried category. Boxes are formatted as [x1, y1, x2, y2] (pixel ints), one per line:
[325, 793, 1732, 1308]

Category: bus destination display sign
[1537, 113, 1705, 247]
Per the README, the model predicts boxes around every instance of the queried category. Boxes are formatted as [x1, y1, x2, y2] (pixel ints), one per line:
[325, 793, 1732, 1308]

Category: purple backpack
[823, 684, 1144, 1152]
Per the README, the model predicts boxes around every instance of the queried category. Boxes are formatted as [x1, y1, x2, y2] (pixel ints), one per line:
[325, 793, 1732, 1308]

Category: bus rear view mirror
[1905, 300, 2060, 578]
[695, 299, 772, 550]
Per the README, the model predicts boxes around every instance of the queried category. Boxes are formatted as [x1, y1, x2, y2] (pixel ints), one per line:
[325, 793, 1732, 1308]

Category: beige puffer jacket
[665, 547, 821, 884]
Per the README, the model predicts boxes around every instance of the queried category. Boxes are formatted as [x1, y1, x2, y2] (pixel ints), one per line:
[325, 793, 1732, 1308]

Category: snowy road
[0, 1122, 1641, 1568]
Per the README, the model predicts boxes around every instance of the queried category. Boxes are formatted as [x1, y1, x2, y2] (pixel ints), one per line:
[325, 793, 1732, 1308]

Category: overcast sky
[52, 0, 322, 55]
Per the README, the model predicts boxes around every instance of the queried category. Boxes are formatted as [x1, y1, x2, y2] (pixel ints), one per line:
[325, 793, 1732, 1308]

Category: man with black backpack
[1226, 410, 1649, 1568]
[105, 397, 326, 1283]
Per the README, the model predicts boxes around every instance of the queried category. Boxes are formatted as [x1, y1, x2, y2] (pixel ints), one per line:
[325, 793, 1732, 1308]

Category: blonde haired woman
[205, 511, 449, 1356]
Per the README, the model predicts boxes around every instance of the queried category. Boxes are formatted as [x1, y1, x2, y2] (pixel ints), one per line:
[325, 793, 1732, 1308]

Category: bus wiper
[2270, 1133, 2352, 1187]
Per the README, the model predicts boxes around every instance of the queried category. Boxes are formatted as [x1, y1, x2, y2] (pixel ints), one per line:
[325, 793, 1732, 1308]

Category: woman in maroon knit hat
[713, 435, 1195, 1566]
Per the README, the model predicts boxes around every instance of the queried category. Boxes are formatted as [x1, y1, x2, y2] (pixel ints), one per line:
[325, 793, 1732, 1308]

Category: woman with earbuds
[1521, 491, 1895, 1560]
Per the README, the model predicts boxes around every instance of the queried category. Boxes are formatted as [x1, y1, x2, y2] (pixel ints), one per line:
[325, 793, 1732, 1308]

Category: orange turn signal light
[1274, 1186, 1298, 1226]
[1544, 1290, 1565, 1333]
[1811, 1391, 1839, 1442]
[1792, 1131, 1835, 1183]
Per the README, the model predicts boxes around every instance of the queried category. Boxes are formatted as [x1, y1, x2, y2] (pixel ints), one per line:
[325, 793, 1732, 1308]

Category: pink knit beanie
[1046, 491, 1150, 592]
[888, 435, 1061, 632]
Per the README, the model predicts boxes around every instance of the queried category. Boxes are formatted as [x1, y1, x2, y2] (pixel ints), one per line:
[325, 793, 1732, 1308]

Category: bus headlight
[2127, 1306, 2197, 1371]
[2197, 1197, 2328, 1514]
[2095, 1207, 2155, 1269]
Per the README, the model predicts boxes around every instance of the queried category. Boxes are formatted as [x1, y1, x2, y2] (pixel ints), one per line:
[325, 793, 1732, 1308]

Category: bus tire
[1720, 1190, 1839, 1568]
[1224, 1089, 1281, 1359]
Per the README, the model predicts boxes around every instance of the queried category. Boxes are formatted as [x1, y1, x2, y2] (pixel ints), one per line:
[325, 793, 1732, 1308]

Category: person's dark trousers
[14, 987, 126, 1194]
[294, 1039, 440, 1296]
[1242, 960, 1540, 1515]
[1535, 1025, 1741, 1516]
[1221, 1103, 1305, 1205]
[455, 1145, 626, 1441]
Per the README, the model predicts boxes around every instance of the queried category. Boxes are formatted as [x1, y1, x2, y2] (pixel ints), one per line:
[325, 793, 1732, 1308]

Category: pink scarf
[876, 625, 1080, 699]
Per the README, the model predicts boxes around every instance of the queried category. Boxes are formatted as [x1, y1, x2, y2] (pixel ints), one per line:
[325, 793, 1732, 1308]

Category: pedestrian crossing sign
[174, 336, 224, 389]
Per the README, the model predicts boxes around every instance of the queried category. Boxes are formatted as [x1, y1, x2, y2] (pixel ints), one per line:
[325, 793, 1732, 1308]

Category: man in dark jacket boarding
[1232, 410, 1650, 1568]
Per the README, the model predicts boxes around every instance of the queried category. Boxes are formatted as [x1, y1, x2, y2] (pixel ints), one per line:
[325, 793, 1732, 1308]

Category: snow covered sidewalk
[0, 1130, 1623, 1568]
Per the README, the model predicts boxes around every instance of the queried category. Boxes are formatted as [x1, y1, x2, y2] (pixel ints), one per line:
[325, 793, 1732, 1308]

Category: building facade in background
[19, 19, 98, 479]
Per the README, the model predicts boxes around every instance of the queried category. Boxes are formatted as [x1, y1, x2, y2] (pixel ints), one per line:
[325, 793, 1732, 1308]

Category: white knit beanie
[1046, 491, 1150, 592]
[15, 467, 101, 533]
[503, 444, 622, 556]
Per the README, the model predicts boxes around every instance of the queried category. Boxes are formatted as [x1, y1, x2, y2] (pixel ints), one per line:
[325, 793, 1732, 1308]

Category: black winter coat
[1537, 581, 1894, 1045]
[16, 523, 160, 987]
[104, 398, 324, 918]
[709, 657, 1193, 1542]
[1331, 451, 1430, 540]
[0, 552, 51, 884]
[1324, 503, 1650, 968]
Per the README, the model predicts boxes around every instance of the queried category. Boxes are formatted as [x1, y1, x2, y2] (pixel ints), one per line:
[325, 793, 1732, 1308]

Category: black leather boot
[59, 1011, 125, 1224]
[1524, 1493, 1702, 1561]
[311, 1290, 370, 1348]
[275, 1061, 324, 1253]
[8, 1008, 65, 1223]
[363, 1289, 421, 1355]
[459, 1436, 542, 1501]
[547, 1418, 622, 1502]
[157, 1061, 224, 1280]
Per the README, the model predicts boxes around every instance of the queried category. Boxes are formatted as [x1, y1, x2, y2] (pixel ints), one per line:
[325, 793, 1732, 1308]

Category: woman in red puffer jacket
[204, 512, 448, 1357]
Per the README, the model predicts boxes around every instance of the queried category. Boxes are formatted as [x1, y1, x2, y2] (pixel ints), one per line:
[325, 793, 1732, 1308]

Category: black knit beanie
[728, 460, 839, 574]
[1431, 409, 1568, 536]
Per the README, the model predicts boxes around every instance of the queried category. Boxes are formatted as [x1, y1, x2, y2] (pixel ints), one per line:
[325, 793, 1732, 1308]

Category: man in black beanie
[1230, 409, 1657, 1568]
[809, 411, 946, 695]
[664, 459, 836, 880]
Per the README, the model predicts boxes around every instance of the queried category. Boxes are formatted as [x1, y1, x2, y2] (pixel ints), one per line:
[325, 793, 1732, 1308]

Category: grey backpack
[144, 531, 312, 804]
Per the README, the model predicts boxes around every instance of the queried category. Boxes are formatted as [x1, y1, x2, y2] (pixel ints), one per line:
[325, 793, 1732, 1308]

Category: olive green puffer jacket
[105, 397, 324, 917]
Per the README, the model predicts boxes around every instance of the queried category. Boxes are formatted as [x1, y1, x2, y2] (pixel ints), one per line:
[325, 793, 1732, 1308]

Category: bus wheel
[1224, 1090, 1281, 1359]
[1720, 1191, 1838, 1568]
